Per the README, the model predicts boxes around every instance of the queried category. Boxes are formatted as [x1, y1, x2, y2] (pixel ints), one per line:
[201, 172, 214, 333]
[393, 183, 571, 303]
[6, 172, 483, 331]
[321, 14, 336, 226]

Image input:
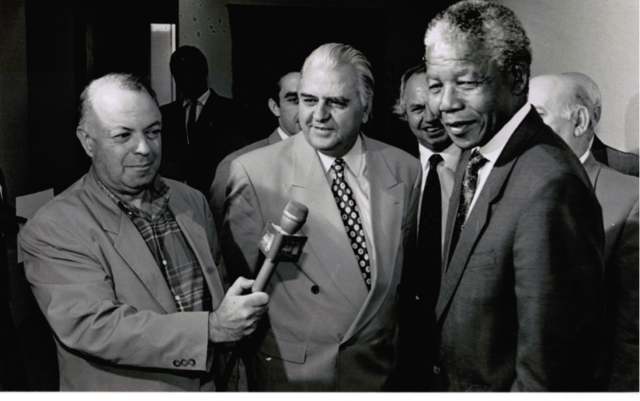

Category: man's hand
[208, 277, 269, 343]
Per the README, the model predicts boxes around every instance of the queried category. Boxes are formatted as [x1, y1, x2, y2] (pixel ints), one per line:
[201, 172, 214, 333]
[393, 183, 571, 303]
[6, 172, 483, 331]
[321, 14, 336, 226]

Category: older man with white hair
[530, 72, 639, 391]
[558, 72, 638, 176]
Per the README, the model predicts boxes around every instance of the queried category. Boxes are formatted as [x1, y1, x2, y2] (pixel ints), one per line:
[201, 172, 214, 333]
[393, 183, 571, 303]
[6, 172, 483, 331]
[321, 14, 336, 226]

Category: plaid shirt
[98, 177, 212, 312]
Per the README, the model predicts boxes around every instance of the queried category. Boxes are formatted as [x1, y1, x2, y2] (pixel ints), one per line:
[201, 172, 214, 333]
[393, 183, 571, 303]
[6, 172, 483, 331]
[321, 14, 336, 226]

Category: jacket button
[188, 359, 196, 366]
[433, 365, 441, 375]
[173, 360, 181, 367]
[311, 285, 320, 294]
[181, 359, 188, 367]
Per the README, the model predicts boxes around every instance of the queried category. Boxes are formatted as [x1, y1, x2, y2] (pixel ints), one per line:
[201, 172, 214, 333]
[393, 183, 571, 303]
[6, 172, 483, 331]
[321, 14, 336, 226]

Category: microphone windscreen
[280, 201, 309, 234]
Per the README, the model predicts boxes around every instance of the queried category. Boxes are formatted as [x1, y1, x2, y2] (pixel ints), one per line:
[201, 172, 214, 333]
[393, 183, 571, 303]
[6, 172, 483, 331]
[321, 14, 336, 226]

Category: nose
[313, 101, 330, 122]
[133, 133, 151, 155]
[440, 85, 463, 114]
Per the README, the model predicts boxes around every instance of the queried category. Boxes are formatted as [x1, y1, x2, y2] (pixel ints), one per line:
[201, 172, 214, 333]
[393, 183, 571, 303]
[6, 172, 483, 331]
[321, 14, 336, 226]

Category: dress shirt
[183, 89, 212, 142]
[317, 135, 377, 285]
[97, 176, 211, 313]
[418, 142, 460, 249]
[579, 137, 595, 164]
[467, 103, 531, 219]
[277, 127, 290, 141]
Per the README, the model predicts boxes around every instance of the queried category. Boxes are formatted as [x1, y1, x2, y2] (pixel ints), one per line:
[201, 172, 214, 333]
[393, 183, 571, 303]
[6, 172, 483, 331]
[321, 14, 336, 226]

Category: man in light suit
[221, 43, 421, 391]
[19, 73, 268, 391]
[424, 1, 604, 391]
[210, 71, 301, 232]
[530, 73, 639, 391]
[392, 63, 459, 391]
[555, 73, 639, 177]
[159, 46, 249, 196]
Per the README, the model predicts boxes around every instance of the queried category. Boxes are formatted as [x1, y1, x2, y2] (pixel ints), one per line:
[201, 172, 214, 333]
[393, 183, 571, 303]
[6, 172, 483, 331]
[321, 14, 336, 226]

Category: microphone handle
[252, 258, 277, 293]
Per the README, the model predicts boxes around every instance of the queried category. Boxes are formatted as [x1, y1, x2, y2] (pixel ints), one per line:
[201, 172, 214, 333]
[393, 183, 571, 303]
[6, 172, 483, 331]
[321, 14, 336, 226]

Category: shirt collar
[579, 137, 595, 164]
[419, 142, 461, 172]
[182, 88, 211, 108]
[97, 175, 171, 221]
[317, 134, 365, 177]
[277, 127, 290, 141]
[475, 103, 531, 163]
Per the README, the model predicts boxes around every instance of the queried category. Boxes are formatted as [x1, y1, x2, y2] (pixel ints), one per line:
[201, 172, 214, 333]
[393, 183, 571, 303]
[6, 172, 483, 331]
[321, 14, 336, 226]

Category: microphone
[252, 201, 309, 293]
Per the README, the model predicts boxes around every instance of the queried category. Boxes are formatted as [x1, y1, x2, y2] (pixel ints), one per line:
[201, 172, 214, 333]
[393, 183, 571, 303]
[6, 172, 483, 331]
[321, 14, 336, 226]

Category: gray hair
[424, 0, 532, 73]
[78, 73, 158, 128]
[561, 72, 601, 128]
[393, 63, 427, 120]
[301, 43, 375, 117]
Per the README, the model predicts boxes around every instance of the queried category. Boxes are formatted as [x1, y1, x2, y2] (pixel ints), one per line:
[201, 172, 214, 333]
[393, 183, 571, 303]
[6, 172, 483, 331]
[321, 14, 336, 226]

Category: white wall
[494, 0, 639, 153]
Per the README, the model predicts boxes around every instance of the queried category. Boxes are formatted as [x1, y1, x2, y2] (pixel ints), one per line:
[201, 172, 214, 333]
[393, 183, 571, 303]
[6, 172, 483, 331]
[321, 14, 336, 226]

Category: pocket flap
[258, 332, 307, 364]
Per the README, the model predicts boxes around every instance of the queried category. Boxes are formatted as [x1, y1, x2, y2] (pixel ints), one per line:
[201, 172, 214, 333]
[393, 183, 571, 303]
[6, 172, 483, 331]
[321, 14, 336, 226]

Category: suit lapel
[436, 109, 541, 322]
[582, 153, 602, 189]
[84, 170, 178, 314]
[342, 136, 404, 342]
[170, 197, 225, 309]
[113, 215, 178, 314]
[289, 135, 369, 311]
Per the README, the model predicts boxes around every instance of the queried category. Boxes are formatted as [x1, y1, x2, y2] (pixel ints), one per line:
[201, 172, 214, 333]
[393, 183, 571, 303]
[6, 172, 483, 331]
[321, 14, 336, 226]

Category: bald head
[529, 73, 595, 158]
[76, 73, 162, 205]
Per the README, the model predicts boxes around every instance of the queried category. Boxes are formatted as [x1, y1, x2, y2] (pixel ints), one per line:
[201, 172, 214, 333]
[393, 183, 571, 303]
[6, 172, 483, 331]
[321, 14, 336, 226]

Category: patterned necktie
[448, 149, 488, 263]
[186, 100, 198, 144]
[418, 154, 444, 301]
[330, 158, 371, 291]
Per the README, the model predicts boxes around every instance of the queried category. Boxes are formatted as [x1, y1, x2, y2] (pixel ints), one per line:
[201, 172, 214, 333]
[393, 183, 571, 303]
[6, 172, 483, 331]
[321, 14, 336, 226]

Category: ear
[362, 102, 371, 124]
[510, 62, 529, 96]
[76, 127, 95, 158]
[268, 98, 281, 118]
[592, 105, 601, 126]
[573, 106, 590, 137]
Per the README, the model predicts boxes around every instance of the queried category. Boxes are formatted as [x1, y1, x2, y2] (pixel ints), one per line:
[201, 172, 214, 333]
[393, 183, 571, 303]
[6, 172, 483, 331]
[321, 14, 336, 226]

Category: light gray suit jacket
[220, 133, 420, 391]
[584, 154, 639, 391]
[19, 168, 226, 391]
[209, 128, 282, 233]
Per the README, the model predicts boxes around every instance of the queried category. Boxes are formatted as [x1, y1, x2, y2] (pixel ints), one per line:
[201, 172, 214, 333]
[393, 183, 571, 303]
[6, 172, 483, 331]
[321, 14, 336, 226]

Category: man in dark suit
[392, 63, 459, 391]
[159, 46, 249, 196]
[210, 71, 301, 231]
[221, 43, 421, 391]
[423, 1, 604, 391]
[19, 73, 268, 391]
[555, 72, 639, 177]
[530, 73, 639, 391]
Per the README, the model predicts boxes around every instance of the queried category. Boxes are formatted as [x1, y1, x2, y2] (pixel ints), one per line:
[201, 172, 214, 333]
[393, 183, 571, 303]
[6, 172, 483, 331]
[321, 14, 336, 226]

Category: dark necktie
[448, 149, 488, 263]
[418, 154, 444, 303]
[186, 100, 198, 144]
[330, 158, 371, 291]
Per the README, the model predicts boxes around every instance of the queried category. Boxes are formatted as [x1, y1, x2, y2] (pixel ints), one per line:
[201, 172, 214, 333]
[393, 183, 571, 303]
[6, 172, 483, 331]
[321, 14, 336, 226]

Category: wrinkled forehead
[426, 36, 488, 65]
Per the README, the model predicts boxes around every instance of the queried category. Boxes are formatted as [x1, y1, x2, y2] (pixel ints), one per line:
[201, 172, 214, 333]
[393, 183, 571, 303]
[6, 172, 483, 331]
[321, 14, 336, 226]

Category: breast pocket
[257, 332, 307, 364]
[465, 250, 496, 270]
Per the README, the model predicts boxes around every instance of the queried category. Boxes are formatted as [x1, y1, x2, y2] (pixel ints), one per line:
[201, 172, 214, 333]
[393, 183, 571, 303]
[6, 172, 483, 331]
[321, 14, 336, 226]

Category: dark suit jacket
[584, 154, 639, 391]
[591, 135, 639, 177]
[19, 168, 227, 391]
[209, 128, 283, 233]
[432, 108, 604, 391]
[159, 88, 249, 196]
[221, 133, 421, 391]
